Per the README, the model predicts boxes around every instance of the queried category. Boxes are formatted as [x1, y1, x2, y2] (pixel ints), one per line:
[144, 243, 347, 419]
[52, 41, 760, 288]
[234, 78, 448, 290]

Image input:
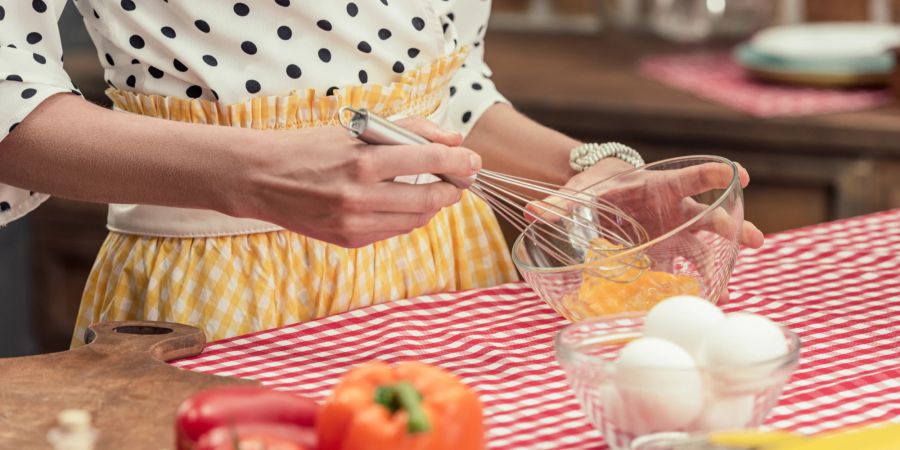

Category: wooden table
[484, 31, 900, 233]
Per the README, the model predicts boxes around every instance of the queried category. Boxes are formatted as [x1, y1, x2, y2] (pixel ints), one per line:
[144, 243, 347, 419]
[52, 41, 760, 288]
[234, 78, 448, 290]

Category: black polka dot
[105, 53, 115, 65]
[412, 17, 425, 31]
[472, 82, 483, 90]
[32, 0, 47, 13]
[26, 32, 43, 44]
[126, 75, 136, 87]
[233, 2, 250, 16]
[161, 26, 176, 38]
[7, 44, 16, 49]
[326, 86, 338, 96]
[93, 9, 100, 19]
[358, 69, 368, 83]
[211, 90, 219, 100]
[131, 58, 139, 64]
[0, 6, 5, 21]
[474, 41, 481, 48]
[106, 79, 116, 88]
[277, 26, 292, 40]
[203, 55, 218, 66]
[357, 41, 371, 53]
[462, 111, 472, 123]
[245, 79, 261, 94]
[173, 59, 188, 72]
[447, 13, 455, 21]
[186, 85, 202, 98]
[275, 0, 290, 6]
[21, 88, 37, 99]
[380, 0, 388, 5]
[33, 53, 46, 64]
[241, 41, 257, 55]
[378, 28, 392, 40]
[148, 66, 164, 78]
[286, 64, 301, 79]
[407, 48, 420, 58]
[392, 61, 404, 73]
[6, 75, 23, 82]
[7, 124, 18, 133]
[317, 20, 332, 31]
[318, 48, 331, 62]
[442, 23, 449, 33]
[121, 0, 135, 11]
[194, 20, 210, 33]
[449, 86, 456, 96]
[0, 202, 10, 212]
[129, 35, 145, 49]
[346, 2, 358, 16]
[478, 25, 485, 35]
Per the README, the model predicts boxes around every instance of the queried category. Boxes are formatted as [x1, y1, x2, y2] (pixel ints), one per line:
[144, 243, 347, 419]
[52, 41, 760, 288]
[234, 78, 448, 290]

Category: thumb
[395, 115, 463, 147]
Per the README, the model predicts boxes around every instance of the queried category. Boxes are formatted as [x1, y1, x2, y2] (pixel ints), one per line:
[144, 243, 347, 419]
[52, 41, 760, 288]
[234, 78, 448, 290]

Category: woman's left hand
[562, 158, 765, 249]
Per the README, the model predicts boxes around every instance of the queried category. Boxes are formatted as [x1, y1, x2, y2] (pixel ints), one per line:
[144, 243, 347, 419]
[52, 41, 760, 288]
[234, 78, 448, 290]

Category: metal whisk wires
[338, 107, 650, 280]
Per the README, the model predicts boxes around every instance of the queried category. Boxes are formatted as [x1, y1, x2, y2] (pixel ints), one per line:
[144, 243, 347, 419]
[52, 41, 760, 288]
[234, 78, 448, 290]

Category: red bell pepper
[196, 423, 316, 450]
[175, 386, 317, 450]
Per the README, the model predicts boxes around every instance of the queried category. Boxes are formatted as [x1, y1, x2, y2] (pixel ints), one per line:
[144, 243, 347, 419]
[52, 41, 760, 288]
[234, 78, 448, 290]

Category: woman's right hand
[232, 117, 480, 248]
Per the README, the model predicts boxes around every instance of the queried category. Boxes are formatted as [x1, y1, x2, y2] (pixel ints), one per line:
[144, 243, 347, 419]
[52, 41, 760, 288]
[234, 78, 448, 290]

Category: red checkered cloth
[173, 210, 900, 449]
[638, 52, 891, 118]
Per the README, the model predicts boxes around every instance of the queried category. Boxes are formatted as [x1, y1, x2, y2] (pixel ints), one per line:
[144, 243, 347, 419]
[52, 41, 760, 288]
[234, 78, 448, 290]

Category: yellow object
[70, 49, 518, 346]
[562, 239, 700, 319]
[701, 423, 900, 450]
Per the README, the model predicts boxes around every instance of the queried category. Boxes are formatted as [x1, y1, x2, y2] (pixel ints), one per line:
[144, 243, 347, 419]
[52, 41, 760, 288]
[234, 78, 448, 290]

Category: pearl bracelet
[569, 142, 645, 172]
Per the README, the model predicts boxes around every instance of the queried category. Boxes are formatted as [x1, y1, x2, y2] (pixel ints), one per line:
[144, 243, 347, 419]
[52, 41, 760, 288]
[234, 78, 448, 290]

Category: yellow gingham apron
[71, 49, 518, 346]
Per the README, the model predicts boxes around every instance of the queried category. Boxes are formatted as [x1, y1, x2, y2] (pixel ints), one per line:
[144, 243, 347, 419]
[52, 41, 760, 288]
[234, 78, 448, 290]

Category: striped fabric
[173, 209, 900, 449]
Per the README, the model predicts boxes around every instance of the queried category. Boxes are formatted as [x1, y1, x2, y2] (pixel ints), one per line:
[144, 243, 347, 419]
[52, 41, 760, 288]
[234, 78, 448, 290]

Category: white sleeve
[0, 0, 82, 226]
[439, 0, 509, 137]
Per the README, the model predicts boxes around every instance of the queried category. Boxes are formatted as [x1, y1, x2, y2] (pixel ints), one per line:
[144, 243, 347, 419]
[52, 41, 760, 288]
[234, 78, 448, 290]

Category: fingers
[394, 115, 463, 147]
[659, 162, 739, 200]
[741, 220, 765, 249]
[363, 181, 463, 213]
[366, 143, 481, 180]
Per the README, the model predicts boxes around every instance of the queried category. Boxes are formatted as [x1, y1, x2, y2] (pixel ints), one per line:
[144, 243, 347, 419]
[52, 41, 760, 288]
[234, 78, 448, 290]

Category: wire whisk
[339, 107, 650, 281]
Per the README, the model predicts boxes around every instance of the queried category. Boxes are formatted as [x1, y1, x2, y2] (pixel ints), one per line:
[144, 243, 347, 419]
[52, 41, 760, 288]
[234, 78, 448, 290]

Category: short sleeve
[0, 0, 81, 226]
[439, 0, 508, 136]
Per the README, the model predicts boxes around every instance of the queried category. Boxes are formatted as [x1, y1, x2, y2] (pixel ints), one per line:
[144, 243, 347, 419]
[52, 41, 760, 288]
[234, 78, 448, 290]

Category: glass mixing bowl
[555, 314, 800, 450]
[512, 155, 744, 321]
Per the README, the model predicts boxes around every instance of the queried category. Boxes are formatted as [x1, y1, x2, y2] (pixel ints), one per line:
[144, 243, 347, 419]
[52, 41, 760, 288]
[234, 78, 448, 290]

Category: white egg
[698, 313, 790, 392]
[694, 394, 756, 431]
[614, 337, 704, 432]
[642, 295, 724, 358]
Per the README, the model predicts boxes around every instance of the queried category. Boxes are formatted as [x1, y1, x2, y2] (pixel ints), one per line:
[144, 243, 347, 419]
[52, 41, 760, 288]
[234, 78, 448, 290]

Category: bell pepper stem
[374, 382, 431, 434]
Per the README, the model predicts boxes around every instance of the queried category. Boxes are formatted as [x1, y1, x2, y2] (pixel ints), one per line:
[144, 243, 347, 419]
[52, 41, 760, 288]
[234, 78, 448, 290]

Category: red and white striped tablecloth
[173, 210, 900, 449]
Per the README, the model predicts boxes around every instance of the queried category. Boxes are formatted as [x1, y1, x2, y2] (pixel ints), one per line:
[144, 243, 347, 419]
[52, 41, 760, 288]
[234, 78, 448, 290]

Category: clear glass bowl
[555, 315, 800, 450]
[512, 155, 744, 321]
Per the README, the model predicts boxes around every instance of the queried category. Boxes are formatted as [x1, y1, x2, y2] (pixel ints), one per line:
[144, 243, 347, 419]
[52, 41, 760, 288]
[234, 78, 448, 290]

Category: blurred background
[3, 0, 900, 356]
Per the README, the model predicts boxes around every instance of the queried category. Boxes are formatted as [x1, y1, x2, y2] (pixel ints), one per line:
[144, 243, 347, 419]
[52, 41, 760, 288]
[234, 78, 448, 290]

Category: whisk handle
[339, 107, 477, 189]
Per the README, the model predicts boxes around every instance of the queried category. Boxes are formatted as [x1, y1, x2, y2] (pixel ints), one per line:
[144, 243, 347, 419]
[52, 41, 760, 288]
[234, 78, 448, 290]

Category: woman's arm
[463, 103, 634, 186]
[0, 94, 480, 247]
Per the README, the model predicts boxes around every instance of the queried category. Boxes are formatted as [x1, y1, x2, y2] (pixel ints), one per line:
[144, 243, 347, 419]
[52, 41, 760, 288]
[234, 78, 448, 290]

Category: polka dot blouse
[0, 0, 506, 226]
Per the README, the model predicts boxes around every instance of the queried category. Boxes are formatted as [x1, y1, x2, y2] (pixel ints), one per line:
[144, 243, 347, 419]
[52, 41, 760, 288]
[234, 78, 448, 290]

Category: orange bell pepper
[317, 361, 484, 450]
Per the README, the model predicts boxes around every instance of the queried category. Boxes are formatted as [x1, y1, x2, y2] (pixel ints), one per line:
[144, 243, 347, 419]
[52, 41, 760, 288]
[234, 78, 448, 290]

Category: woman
[0, 1, 764, 345]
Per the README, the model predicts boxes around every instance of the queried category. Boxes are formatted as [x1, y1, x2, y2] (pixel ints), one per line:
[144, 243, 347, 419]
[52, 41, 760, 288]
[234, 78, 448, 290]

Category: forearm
[463, 103, 579, 185]
[0, 94, 252, 215]
[463, 103, 635, 187]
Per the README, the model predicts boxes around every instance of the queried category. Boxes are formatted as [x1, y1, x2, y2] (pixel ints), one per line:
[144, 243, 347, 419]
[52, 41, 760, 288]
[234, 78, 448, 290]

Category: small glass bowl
[513, 156, 745, 321]
[555, 314, 800, 450]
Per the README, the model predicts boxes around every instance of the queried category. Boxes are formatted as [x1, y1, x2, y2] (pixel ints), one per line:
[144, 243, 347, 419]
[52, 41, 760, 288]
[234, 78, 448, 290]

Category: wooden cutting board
[0, 321, 257, 449]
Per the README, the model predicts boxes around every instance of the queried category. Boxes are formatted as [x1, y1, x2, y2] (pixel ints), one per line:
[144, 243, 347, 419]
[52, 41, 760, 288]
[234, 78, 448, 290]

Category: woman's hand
[232, 117, 479, 248]
[563, 158, 765, 249]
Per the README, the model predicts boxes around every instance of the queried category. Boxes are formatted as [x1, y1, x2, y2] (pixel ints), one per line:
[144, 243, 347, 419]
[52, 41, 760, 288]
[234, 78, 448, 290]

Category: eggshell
[642, 295, 724, 358]
[614, 337, 703, 432]
[694, 394, 756, 431]
[698, 313, 789, 392]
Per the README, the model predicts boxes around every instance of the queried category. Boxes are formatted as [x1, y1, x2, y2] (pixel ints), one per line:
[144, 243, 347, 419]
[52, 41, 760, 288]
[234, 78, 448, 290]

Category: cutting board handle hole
[114, 325, 174, 335]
